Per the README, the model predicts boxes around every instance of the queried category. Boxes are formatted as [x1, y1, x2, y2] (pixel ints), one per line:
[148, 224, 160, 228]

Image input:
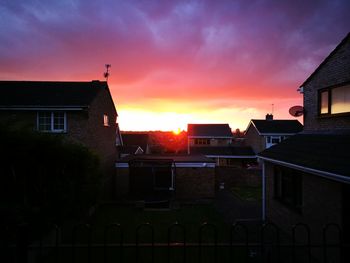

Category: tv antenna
[271, 104, 274, 115]
[104, 64, 111, 82]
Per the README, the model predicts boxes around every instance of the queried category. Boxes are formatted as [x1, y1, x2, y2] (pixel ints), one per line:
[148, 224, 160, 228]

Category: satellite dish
[289, 105, 304, 117]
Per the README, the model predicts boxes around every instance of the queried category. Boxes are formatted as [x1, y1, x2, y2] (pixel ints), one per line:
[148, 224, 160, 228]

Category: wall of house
[244, 125, 265, 154]
[216, 167, 261, 189]
[265, 162, 343, 242]
[175, 167, 215, 199]
[211, 138, 232, 146]
[83, 87, 118, 199]
[303, 37, 350, 131]
[0, 111, 37, 130]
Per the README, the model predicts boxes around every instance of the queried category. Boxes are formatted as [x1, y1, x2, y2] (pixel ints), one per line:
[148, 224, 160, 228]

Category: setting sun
[173, 128, 181, 135]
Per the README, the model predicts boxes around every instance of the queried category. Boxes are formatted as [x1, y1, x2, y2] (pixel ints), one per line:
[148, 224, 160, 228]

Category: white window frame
[37, 112, 67, 133]
[266, 136, 281, 149]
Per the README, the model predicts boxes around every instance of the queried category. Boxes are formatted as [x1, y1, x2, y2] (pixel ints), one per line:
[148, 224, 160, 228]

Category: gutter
[116, 162, 216, 168]
[0, 107, 85, 111]
[258, 156, 350, 184]
[188, 136, 233, 139]
[205, 155, 256, 159]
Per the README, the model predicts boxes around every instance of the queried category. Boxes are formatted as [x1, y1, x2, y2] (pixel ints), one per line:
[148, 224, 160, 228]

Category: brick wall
[175, 167, 215, 199]
[265, 162, 343, 242]
[83, 87, 118, 199]
[245, 124, 265, 154]
[215, 167, 261, 189]
[0, 111, 37, 130]
[115, 166, 215, 200]
[303, 37, 350, 131]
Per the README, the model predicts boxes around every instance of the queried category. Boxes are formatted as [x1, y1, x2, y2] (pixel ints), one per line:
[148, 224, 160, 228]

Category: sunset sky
[1, 0, 349, 131]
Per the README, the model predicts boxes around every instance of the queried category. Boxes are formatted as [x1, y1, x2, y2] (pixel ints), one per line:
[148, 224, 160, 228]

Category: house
[258, 33, 350, 246]
[187, 123, 256, 166]
[187, 124, 233, 152]
[245, 114, 303, 154]
[0, 80, 121, 198]
[120, 133, 150, 157]
[115, 154, 216, 200]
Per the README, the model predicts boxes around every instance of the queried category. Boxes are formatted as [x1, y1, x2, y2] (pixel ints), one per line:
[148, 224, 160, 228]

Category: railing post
[17, 223, 29, 263]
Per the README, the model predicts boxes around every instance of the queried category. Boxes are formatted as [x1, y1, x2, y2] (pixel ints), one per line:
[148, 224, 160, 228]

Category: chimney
[266, 114, 273, 121]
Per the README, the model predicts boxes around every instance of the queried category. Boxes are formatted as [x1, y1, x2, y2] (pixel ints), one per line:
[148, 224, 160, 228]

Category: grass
[59, 203, 231, 243]
[231, 185, 262, 201]
[90, 204, 229, 243]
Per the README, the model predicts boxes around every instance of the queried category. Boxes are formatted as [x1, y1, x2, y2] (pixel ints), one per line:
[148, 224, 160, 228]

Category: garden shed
[115, 155, 216, 200]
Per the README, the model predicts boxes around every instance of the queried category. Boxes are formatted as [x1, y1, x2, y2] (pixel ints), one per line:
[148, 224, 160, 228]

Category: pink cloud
[0, 0, 349, 129]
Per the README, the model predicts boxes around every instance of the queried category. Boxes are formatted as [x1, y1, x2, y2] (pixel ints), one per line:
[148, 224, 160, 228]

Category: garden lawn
[230, 185, 262, 201]
[84, 204, 230, 243]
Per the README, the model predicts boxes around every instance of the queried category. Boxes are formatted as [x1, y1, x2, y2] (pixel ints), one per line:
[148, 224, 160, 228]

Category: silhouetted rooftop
[250, 119, 303, 134]
[187, 124, 232, 137]
[121, 133, 149, 152]
[0, 80, 108, 108]
[258, 133, 350, 176]
[120, 146, 143, 155]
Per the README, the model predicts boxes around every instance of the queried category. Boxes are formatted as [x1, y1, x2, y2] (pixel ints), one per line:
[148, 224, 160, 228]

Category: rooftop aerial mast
[104, 64, 111, 82]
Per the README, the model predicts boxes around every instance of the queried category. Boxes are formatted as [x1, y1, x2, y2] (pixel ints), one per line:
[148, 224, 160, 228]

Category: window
[266, 136, 271, 143]
[274, 166, 302, 211]
[266, 136, 281, 148]
[271, 137, 281, 144]
[194, 138, 210, 145]
[37, 112, 66, 132]
[319, 84, 350, 115]
[103, 114, 109, 126]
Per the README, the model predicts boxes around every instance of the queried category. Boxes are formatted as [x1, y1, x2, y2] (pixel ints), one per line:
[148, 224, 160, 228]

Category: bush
[0, 124, 101, 225]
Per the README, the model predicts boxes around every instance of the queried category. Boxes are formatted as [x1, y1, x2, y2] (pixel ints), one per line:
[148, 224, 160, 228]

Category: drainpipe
[262, 160, 266, 222]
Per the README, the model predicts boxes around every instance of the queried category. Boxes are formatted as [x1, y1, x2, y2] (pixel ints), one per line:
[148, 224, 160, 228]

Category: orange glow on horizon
[117, 97, 303, 132]
[173, 128, 181, 135]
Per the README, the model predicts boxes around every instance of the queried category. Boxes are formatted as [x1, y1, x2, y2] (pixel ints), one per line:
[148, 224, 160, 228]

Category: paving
[214, 188, 262, 224]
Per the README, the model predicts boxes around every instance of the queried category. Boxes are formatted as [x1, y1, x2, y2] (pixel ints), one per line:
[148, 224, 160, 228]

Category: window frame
[37, 112, 67, 133]
[318, 82, 350, 117]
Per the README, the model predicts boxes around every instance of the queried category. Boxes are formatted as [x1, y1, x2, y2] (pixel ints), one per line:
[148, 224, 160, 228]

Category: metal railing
[1, 222, 347, 263]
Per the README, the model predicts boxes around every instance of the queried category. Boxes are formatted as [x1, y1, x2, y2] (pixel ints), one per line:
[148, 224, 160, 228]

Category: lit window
[331, 85, 350, 114]
[37, 112, 66, 132]
[319, 84, 350, 115]
[103, 114, 109, 126]
[194, 138, 210, 145]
